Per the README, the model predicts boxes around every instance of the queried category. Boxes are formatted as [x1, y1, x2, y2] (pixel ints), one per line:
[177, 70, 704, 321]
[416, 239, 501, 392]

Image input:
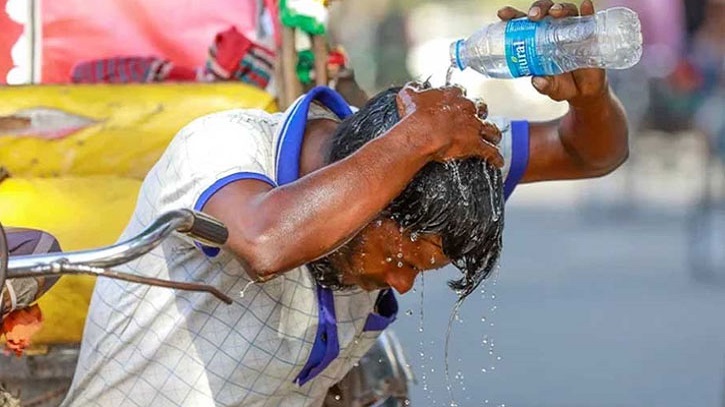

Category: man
[62, 1, 628, 406]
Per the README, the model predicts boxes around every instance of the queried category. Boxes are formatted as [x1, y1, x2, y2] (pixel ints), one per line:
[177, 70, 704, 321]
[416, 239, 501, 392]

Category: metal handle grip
[180, 210, 228, 248]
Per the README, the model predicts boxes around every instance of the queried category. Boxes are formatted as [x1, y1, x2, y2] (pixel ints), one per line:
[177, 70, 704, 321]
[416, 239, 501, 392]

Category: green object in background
[296, 49, 315, 85]
[280, 0, 328, 35]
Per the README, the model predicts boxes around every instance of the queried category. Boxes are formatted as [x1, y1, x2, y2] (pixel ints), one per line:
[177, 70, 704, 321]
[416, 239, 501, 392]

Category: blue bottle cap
[455, 39, 466, 70]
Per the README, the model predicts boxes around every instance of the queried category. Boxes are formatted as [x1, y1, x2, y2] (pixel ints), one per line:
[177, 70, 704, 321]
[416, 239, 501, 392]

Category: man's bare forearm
[233, 119, 435, 276]
[559, 88, 629, 175]
[205, 85, 500, 279]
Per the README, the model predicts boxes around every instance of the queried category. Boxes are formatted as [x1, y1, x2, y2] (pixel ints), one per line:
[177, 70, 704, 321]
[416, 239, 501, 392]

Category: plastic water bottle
[449, 7, 642, 79]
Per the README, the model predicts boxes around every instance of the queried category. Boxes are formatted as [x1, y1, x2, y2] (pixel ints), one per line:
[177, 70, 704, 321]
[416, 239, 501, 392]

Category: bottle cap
[451, 39, 466, 70]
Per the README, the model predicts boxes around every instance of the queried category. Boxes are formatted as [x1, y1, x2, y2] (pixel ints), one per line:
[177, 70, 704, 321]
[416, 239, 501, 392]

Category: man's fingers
[480, 140, 505, 168]
[580, 0, 595, 16]
[473, 97, 489, 120]
[497, 6, 526, 21]
[532, 76, 553, 94]
[444, 85, 465, 99]
[396, 86, 419, 117]
[549, 3, 580, 17]
[532, 75, 580, 101]
[481, 121, 502, 145]
[402, 81, 424, 92]
[527, 0, 555, 21]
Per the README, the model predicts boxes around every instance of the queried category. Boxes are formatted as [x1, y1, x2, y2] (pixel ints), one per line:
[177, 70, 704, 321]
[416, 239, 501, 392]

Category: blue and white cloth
[62, 87, 529, 407]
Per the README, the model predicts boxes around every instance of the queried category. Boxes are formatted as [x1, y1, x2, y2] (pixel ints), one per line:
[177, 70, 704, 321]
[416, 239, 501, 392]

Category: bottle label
[505, 18, 546, 77]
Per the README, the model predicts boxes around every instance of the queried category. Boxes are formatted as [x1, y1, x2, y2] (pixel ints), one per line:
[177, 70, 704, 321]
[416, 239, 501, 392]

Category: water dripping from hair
[444, 297, 465, 407]
[444, 161, 469, 205]
[483, 167, 497, 222]
[417, 272, 433, 401]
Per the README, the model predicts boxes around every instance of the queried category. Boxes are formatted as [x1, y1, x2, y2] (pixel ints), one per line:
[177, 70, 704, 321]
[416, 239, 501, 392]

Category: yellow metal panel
[0, 176, 141, 344]
[0, 83, 278, 179]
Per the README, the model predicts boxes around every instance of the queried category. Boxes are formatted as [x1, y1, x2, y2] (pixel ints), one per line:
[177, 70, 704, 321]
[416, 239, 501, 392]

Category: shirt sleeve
[145, 110, 277, 256]
[487, 116, 530, 201]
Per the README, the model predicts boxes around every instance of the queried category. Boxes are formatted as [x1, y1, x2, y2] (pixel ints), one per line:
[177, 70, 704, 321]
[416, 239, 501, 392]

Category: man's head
[309, 85, 504, 300]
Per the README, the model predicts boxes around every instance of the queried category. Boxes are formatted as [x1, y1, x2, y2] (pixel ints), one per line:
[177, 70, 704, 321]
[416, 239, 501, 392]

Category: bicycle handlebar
[0, 209, 232, 304]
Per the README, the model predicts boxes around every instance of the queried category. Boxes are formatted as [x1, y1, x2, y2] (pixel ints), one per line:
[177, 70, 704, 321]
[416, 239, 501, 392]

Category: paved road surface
[394, 202, 725, 407]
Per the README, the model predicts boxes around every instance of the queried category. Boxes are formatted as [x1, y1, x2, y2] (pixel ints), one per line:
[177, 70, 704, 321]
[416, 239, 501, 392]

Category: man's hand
[396, 83, 504, 167]
[497, 0, 608, 107]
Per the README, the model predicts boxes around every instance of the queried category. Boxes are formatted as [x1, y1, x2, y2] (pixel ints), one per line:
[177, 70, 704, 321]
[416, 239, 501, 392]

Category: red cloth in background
[40, 0, 262, 83]
[70, 26, 274, 89]
[0, 0, 24, 84]
[205, 26, 274, 88]
[71, 57, 197, 83]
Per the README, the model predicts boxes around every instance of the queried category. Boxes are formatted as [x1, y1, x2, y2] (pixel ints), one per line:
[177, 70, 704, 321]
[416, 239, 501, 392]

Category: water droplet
[334, 395, 341, 401]
[489, 350, 494, 355]
[397, 261, 404, 268]
[481, 317, 486, 322]
[405, 309, 414, 316]
[404, 401, 411, 406]
[497, 356, 502, 361]
[378, 358, 383, 363]
[490, 366, 496, 371]
[397, 252, 403, 258]
[481, 368, 487, 373]
[430, 256, 436, 264]
[239, 280, 256, 298]
[410, 232, 419, 242]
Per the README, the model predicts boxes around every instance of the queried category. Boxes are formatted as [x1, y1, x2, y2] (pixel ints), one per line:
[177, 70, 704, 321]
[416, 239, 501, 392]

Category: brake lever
[22, 261, 233, 304]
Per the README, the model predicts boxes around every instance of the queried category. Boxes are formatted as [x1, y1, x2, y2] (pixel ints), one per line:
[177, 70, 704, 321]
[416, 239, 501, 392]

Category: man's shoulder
[165, 108, 284, 160]
[186, 108, 284, 133]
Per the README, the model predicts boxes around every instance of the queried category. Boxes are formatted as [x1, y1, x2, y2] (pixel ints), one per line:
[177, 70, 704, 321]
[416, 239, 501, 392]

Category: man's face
[331, 217, 449, 294]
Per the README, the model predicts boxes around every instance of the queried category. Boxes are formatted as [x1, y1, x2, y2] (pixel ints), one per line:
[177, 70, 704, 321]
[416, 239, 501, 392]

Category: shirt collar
[274, 87, 353, 186]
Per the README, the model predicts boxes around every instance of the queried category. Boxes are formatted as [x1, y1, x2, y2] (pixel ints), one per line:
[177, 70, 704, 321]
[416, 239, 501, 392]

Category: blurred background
[1, 0, 724, 406]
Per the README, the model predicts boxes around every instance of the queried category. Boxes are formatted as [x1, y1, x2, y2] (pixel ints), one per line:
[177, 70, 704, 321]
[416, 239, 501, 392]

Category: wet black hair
[309, 86, 504, 300]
